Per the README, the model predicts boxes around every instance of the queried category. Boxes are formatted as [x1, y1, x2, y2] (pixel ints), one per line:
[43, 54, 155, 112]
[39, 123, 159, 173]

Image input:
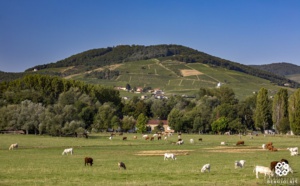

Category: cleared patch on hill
[180, 69, 203, 77]
[135, 150, 193, 156]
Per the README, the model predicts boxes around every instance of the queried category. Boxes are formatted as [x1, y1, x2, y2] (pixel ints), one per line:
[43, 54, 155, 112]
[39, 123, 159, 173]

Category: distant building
[147, 120, 174, 132]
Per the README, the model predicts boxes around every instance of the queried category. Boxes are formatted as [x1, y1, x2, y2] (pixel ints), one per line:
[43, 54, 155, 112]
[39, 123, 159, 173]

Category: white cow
[201, 164, 210, 173]
[262, 144, 266, 149]
[234, 160, 246, 168]
[164, 153, 176, 160]
[287, 147, 298, 156]
[164, 136, 168, 140]
[62, 148, 73, 155]
[142, 134, 148, 138]
[109, 136, 113, 140]
[190, 139, 194, 144]
[153, 134, 158, 137]
[253, 166, 274, 179]
[176, 140, 184, 145]
[9, 143, 18, 150]
[220, 142, 226, 145]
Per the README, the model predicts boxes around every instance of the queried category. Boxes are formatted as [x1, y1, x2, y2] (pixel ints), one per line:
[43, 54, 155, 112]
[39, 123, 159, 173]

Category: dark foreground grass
[0, 133, 299, 186]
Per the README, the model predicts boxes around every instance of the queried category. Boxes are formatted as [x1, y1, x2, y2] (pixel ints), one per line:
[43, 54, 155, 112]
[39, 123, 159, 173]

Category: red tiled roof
[147, 120, 168, 125]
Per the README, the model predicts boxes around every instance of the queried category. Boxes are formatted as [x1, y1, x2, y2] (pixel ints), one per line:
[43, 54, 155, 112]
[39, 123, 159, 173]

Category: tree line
[0, 74, 300, 136]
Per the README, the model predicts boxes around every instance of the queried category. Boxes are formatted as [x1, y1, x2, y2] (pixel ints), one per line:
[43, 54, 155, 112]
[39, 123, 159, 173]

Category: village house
[147, 120, 174, 133]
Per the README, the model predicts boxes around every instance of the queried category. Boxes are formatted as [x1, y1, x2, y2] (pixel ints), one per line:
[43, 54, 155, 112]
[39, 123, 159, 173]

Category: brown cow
[145, 136, 150, 140]
[198, 138, 202, 141]
[122, 137, 127, 140]
[118, 162, 126, 170]
[157, 136, 161, 140]
[85, 157, 93, 166]
[265, 142, 273, 149]
[236, 141, 244, 146]
[133, 136, 137, 139]
[270, 159, 289, 171]
[150, 137, 154, 141]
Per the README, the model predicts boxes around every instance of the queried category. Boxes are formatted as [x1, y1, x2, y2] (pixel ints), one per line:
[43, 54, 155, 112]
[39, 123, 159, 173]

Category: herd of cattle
[7, 132, 299, 179]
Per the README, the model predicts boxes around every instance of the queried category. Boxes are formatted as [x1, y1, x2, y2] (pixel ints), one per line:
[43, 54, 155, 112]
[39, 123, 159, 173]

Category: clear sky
[0, 0, 299, 72]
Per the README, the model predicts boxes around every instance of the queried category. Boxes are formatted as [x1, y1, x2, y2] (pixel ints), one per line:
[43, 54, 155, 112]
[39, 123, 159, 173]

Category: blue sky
[0, 0, 299, 72]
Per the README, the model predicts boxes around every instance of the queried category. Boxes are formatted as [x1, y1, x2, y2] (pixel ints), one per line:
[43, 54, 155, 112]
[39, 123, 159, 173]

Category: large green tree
[136, 113, 148, 133]
[272, 88, 289, 133]
[254, 88, 272, 131]
[288, 89, 300, 135]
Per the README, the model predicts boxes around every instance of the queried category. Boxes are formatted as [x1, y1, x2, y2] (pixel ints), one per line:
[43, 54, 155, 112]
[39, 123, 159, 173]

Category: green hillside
[26, 45, 300, 88]
[2, 45, 299, 100]
[67, 59, 291, 100]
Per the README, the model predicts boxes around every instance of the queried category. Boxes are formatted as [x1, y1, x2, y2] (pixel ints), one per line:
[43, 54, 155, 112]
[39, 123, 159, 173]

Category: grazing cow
[164, 136, 168, 140]
[190, 139, 194, 144]
[109, 136, 113, 140]
[235, 160, 246, 169]
[153, 134, 158, 137]
[158, 136, 161, 140]
[236, 141, 244, 146]
[9, 143, 18, 150]
[287, 147, 298, 152]
[201, 164, 210, 173]
[176, 140, 184, 145]
[62, 148, 73, 155]
[253, 166, 274, 178]
[224, 131, 231, 135]
[198, 138, 202, 141]
[265, 142, 273, 149]
[133, 136, 137, 139]
[142, 134, 148, 138]
[164, 153, 176, 160]
[118, 132, 123, 136]
[270, 159, 289, 171]
[262, 144, 266, 149]
[220, 142, 226, 145]
[122, 137, 127, 140]
[150, 137, 154, 141]
[84, 157, 93, 166]
[145, 136, 150, 140]
[287, 147, 298, 156]
[118, 162, 126, 170]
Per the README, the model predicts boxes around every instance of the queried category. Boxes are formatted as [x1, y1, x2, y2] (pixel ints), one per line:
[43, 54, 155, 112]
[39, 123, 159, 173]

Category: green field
[1, 134, 299, 186]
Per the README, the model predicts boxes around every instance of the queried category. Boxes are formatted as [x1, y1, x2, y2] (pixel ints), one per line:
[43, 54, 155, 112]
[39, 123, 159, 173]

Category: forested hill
[250, 62, 300, 76]
[4, 44, 300, 88]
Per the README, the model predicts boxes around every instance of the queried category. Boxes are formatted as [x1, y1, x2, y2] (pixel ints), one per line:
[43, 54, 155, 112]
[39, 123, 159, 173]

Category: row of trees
[0, 74, 300, 135]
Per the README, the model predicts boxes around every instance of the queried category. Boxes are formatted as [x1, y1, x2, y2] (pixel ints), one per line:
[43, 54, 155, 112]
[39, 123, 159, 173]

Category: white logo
[275, 162, 290, 177]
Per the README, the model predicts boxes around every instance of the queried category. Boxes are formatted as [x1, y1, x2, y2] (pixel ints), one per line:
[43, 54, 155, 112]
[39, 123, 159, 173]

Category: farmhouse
[147, 120, 174, 132]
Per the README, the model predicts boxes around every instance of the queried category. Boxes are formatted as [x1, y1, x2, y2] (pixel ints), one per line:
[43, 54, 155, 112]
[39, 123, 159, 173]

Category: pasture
[1, 133, 299, 186]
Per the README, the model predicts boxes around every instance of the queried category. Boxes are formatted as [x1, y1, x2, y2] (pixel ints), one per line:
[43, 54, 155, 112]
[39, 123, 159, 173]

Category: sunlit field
[1, 133, 299, 186]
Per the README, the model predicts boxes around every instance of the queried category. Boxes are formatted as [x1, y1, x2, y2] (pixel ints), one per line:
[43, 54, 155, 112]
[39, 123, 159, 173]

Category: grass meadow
[1, 133, 299, 186]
